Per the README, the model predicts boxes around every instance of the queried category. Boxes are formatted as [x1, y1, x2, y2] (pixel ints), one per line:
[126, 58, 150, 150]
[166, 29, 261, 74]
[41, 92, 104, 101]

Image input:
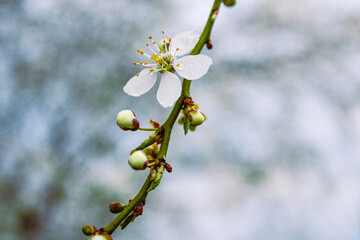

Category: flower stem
[138, 127, 158, 131]
[96, 0, 222, 236]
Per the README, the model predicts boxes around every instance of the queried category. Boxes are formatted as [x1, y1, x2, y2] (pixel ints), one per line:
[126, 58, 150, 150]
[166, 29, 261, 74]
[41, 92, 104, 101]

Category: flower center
[132, 31, 181, 76]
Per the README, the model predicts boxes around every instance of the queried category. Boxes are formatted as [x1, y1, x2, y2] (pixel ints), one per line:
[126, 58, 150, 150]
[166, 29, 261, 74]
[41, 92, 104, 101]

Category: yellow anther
[176, 63, 180, 66]
[140, 51, 144, 55]
[176, 47, 179, 51]
[146, 43, 149, 46]
[162, 68, 167, 72]
[161, 30, 165, 34]
[149, 69, 154, 72]
[149, 36, 153, 39]
[133, 62, 137, 65]
[144, 62, 148, 65]
[136, 73, 140, 76]
[169, 38, 172, 42]
[139, 61, 143, 64]
[137, 49, 141, 52]
[153, 41, 156, 44]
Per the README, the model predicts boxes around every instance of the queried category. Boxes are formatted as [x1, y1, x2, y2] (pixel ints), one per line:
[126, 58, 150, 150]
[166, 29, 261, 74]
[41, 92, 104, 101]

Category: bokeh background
[1, 0, 360, 239]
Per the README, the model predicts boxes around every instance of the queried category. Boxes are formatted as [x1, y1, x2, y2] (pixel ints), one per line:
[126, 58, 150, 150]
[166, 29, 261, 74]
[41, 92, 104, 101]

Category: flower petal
[170, 31, 200, 57]
[156, 72, 181, 108]
[123, 69, 157, 97]
[173, 54, 213, 80]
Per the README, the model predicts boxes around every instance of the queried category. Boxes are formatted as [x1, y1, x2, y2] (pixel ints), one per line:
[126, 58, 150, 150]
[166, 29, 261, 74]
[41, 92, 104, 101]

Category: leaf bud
[128, 150, 148, 170]
[187, 110, 206, 126]
[109, 202, 126, 213]
[223, 0, 236, 7]
[116, 110, 139, 131]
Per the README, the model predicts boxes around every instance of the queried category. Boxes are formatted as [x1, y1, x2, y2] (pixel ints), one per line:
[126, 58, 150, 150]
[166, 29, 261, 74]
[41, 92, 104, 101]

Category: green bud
[116, 110, 139, 131]
[82, 225, 96, 236]
[109, 202, 126, 213]
[223, 0, 236, 7]
[128, 150, 148, 170]
[187, 110, 206, 126]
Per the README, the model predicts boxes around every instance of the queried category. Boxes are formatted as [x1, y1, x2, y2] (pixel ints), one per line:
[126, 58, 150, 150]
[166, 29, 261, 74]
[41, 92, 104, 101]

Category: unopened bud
[89, 233, 112, 240]
[128, 150, 148, 170]
[82, 225, 96, 236]
[187, 110, 206, 126]
[109, 202, 126, 213]
[223, 0, 236, 7]
[116, 110, 139, 131]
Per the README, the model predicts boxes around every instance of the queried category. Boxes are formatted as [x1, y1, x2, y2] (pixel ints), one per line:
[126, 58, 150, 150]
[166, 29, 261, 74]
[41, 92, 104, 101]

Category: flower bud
[82, 225, 96, 236]
[223, 0, 236, 7]
[128, 150, 148, 170]
[187, 110, 206, 126]
[116, 110, 139, 131]
[158, 38, 170, 52]
[89, 233, 112, 240]
[109, 202, 126, 213]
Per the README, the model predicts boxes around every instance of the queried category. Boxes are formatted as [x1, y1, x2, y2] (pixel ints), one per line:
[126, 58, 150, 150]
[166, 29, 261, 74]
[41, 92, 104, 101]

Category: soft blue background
[1, 0, 359, 239]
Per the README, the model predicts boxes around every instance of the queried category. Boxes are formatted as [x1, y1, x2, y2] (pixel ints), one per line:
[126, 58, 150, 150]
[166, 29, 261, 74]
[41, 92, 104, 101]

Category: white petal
[156, 72, 181, 108]
[123, 69, 157, 97]
[170, 31, 200, 57]
[174, 54, 213, 80]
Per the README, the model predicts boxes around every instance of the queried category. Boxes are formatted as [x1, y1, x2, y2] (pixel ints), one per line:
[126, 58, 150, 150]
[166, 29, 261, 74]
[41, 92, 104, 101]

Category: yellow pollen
[136, 73, 140, 76]
[153, 41, 156, 44]
[133, 62, 137, 65]
[162, 68, 167, 72]
[149, 36, 153, 39]
[169, 38, 172, 42]
[149, 69, 154, 72]
[139, 61, 143, 64]
[176, 63, 180, 66]
[140, 51, 144, 55]
[176, 47, 179, 51]
[144, 62, 148, 65]
[137, 49, 141, 52]
[146, 43, 149, 46]
[161, 30, 165, 34]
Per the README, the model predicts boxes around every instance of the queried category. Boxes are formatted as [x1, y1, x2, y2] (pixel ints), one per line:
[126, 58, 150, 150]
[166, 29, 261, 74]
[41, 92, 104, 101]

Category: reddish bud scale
[135, 203, 144, 216]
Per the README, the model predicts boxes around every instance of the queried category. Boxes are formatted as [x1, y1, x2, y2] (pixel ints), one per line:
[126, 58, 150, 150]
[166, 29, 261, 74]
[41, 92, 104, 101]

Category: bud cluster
[178, 98, 207, 133]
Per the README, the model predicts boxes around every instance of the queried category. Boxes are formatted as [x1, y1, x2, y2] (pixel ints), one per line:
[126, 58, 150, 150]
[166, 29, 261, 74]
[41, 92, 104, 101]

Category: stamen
[149, 69, 154, 72]
[176, 63, 180, 66]
[139, 61, 143, 64]
[133, 62, 137, 65]
[136, 73, 140, 76]
[176, 48, 179, 51]
[144, 62, 148, 65]
[148, 36, 153, 39]
[153, 41, 156, 44]
[137, 49, 141, 52]
[161, 30, 165, 34]
[146, 43, 149, 46]
[162, 68, 167, 72]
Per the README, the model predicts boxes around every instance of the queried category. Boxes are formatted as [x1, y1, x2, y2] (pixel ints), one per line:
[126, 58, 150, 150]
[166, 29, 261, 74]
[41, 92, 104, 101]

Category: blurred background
[1, 0, 360, 239]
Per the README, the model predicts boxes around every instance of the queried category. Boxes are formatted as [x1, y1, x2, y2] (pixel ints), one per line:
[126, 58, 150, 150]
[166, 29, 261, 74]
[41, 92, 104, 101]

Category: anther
[162, 68, 167, 72]
[133, 62, 137, 65]
[153, 41, 156, 44]
[140, 51, 144, 55]
[149, 69, 154, 72]
[149, 36, 153, 39]
[144, 62, 148, 65]
[146, 43, 149, 46]
[139, 61, 143, 64]
[137, 49, 141, 52]
[161, 30, 165, 34]
[136, 73, 140, 76]
[176, 47, 179, 51]
[176, 63, 180, 66]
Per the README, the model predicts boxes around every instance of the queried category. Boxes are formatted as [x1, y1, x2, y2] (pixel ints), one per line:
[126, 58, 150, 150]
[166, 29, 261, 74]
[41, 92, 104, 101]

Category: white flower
[123, 30, 213, 108]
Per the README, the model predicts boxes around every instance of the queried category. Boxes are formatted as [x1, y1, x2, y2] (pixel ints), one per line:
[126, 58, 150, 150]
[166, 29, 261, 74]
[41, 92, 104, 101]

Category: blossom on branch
[123, 31, 213, 108]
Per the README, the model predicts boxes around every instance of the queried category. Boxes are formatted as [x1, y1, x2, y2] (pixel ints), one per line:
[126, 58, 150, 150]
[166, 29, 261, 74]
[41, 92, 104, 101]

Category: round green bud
[223, 0, 236, 7]
[109, 202, 126, 213]
[128, 150, 148, 170]
[116, 110, 139, 131]
[187, 110, 206, 126]
[158, 38, 170, 52]
[82, 225, 96, 236]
